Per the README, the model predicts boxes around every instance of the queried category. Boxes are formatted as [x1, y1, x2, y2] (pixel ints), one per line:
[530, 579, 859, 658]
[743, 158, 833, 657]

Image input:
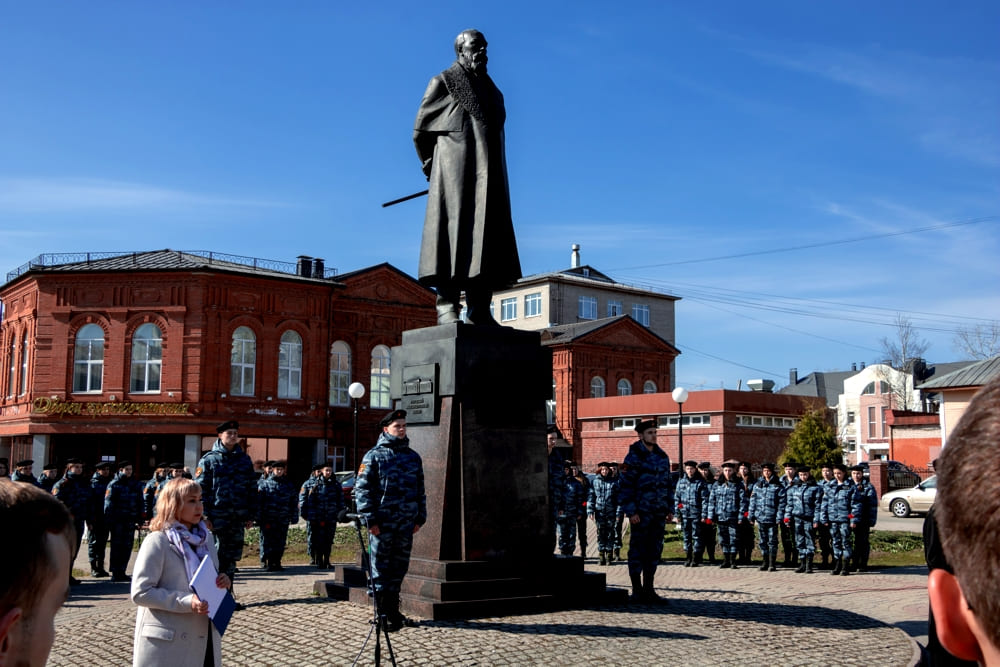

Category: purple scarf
[165, 520, 212, 584]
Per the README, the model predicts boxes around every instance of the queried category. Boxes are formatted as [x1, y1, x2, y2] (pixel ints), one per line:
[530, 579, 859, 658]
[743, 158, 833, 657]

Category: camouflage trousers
[213, 521, 247, 578]
[259, 521, 290, 562]
[593, 510, 616, 552]
[87, 519, 110, 568]
[108, 523, 135, 576]
[830, 522, 853, 559]
[793, 517, 816, 555]
[556, 516, 577, 555]
[679, 517, 703, 553]
[310, 520, 336, 559]
[757, 522, 779, 556]
[716, 520, 738, 554]
[627, 514, 666, 578]
[369, 523, 415, 593]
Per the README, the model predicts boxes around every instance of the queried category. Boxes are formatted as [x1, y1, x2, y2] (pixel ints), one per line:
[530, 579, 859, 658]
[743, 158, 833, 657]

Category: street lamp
[348, 382, 366, 471]
[672, 386, 689, 467]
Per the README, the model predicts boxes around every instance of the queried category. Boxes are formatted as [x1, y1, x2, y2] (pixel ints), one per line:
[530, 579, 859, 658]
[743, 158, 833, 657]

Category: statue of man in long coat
[414, 29, 522, 325]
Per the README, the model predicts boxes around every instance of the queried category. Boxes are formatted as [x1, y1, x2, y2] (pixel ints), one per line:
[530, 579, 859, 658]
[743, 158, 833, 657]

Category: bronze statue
[414, 29, 522, 325]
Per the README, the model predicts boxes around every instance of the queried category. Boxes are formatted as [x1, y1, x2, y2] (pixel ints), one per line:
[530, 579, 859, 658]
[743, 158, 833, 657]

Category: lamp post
[672, 386, 689, 467]
[348, 382, 366, 471]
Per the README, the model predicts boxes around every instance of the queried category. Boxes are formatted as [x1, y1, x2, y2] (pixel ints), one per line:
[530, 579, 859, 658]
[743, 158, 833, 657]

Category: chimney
[747, 379, 775, 393]
[313, 258, 325, 278]
[851, 362, 857, 371]
[860, 361, 866, 369]
[571, 243, 581, 268]
[789, 368, 798, 385]
[296, 255, 313, 278]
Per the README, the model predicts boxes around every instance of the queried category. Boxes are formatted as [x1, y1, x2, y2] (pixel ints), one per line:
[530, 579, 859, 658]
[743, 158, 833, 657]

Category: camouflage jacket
[853, 478, 879, 527]
[560, 475, 586, 519]
[195, 439, 257, 528]
[819, 480, 861, 525]
[104, 471, 142, 523]
[256, 474, 298, 524]
[618, 440, 674, 518]
[707, 477, 748, 523]
[587, 474, 619, 514]
[784, 479, 823, 522]
[89, 472, 112, 523]
[300, 475, 344, 523]
[354, 432, 426, 529]
[675, 474, 709, 520]
[53, 472, 90, 521]
[749, 476, 787, 524]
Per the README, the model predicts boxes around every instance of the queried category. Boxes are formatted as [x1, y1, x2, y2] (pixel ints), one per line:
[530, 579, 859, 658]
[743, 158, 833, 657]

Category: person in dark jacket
[87, 461, 113, 577]
[300, 463, 343, 570]
[675, 461, 709, 567]
[53, 458, 89, 584]
[618, 419, 674, 603]
[11, 460, 40, 486]
[104, 460, 142, 582]
[546, 426, 566, 555]
[784, 466, 823, 574]
[749, 462, 786, 572]
[588, 462, 620, 566]
[735, 462, 756, 565]
[256, 460, 298, 571]
[38, 461, 60, 492]
[850, 464, 879, 572]
[557, 462, 585, 557]
[707, 461, 747, 569]
[298, 464, 323, 565]
[355, 409, 427, 632]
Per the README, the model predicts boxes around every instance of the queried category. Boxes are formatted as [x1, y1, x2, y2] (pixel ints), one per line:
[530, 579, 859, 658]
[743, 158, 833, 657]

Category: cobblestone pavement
[54, 532, 926, 666]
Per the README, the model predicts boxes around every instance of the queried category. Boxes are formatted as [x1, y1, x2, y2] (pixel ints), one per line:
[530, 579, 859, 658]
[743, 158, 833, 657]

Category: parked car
[879, 475, 937, 518]
[335, 471, 355, 512]
[858, 460, 922, 490]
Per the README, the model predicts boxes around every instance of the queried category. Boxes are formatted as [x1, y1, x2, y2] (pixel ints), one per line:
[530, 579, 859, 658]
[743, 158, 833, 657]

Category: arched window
[73, 324, 104, 393]
[230, 326, 256, 396]
[370, 345, 391, 408]
[617, 378, 632, 396]
[861, 382, 876, 395]
[7, 335, 16, 398]
[277, 330, 303, 399]
[590, 376, 606, 398]
[643, 380, 657, 394]
[19, 333, 28, 396]
[130, 323, 162, 393]
[329, 341, 351, 406]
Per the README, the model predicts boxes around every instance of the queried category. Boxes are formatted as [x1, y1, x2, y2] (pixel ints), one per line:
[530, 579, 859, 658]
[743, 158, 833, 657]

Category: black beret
[264, 460, 276, 468]
[43, 462, 59, 471]
[608, 461, 619, 467]
[683, 460, 698, 468]
[634, 419, 656, 433]
[833, 463, 847, 473]
[761, 462, 776, 471]
[797, 466, 811, 474]
[217, 420, 239, 433]
[116, 460, 132, 469]
[821, 462, 835, 469]
[546, 424, 559, 434]
[597, 461, 610, 468]
[379, 409, 407, 428]
[94, 461, 112, 470]
[272, 460, 287, 467]
[783, 461, 798, 468]
[721, 461, 736, 469]
[738, 461, 750, 468]
[65, 457, 84, 465]
[849, 464, 864, 472]
[697, 461, 711, 470]
[311, 463, 325, 472]
[14, 459, 33, 467]
[168, 462, 184, 469]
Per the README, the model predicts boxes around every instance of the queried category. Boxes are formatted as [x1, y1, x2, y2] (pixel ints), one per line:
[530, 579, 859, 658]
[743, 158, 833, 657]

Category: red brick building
[0, 250, 435, 481]
[575, 389, 825, 471]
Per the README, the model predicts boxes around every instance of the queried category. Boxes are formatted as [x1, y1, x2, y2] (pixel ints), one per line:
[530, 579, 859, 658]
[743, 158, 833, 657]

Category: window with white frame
[524, 292, 542, 318]
[617, 378, 632, 396]
[632, 304, 650, 326]
[329, 341, 351, 407]
[660, 414, 711, 427]
[278, 330, 303, 399]
[578, 296, 597, 320]
[230, 326, 256, 396]
[607, 300, 623, 317]
[327, 445, 346, 471]
[19, 334, 28, 396]
[847, 411, 855, 424]
[73, 324, 104, 393]
[735, 415, 798, 429]
[590, 376, 606, 398]
[612, 417, 639, 430]
[130, 323, 162, 393]
[643, 380, 657, 394]
[7, 337, 15, 398]
[868, 406, 877, 438]
[370, 345, 391, 408]
[500, 297, 517, 322]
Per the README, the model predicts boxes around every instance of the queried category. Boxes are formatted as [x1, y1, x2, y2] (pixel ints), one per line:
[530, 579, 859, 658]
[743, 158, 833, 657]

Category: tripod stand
[350, 515, 396, 667]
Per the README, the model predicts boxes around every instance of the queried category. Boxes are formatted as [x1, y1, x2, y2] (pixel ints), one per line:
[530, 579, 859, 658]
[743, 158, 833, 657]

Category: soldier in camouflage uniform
[141, 463, 167, 521]
[588, 462, 620, 565]
[546, 425, 565, 555]
[850, 464, 879, 572]
[53, 457, 89, 584]
[355, 409, 426, 632]
[816, 463, 836, 568]
[707, 461, 747, 569]
[87, 461, 113, 577]
[749, 462, 786, 572]
[103, 460, 142, 581]
[784, 466, 823, 574]
[299, 463, 324, 565]
[778, 460, 800, 567]
[196, 420, 256, 607]
[256, 460, 298, 571]
[696, 461, 718, 564]
[819, 463, 861, 576]
[608, 462, 625, 561]
[735, 461, 756, 565]
[618, 419, 675, 603]
[557, 461, 586, 556]
[38, 461, 60, 492]
[300, 462, 343, 569]
[11, 459, 41, 486]
[675, 460, 709, 566]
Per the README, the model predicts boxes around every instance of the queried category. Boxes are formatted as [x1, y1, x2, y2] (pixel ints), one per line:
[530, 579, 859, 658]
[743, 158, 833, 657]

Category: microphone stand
[350, 514, 396, 667]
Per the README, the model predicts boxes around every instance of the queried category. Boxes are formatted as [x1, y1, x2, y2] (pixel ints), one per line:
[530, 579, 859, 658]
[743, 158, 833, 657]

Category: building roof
[514, 265, 679, 301]
[4, 249, 339, 287]
[778, 370, 854, 407]
[917, 355, 1000, 390]
[540, 314, 680, 353]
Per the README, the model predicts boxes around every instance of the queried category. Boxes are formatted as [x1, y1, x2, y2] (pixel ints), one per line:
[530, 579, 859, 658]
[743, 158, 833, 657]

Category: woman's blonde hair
[149, 478, 202, 531]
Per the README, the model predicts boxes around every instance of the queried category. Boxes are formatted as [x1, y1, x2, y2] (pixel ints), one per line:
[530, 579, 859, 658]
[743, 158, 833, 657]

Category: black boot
[841, 558, 850, 576]
[693, 549, 702, 567]
[642, 574, 663, 604]
[795, 555, 807, 573]
[630, 573, 644, 602]
[613, 548, 620, 562]
[790, 551, 798, 567]
[729, 554, 737, 570]
[832, 557, 843, 575]
[805, 554, 814, 574]
[768, 554, 776, 572]
[759, 554, 769, 572]
[720, 554, 729, 569]
[684, 549, 693, 567]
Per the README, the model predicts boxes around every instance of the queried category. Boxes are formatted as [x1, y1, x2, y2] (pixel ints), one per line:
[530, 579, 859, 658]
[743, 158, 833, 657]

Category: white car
[879, 475, 937, 518]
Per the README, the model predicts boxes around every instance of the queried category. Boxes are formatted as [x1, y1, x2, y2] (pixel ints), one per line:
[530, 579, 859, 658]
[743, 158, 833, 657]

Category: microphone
[338, 509, 363, 523]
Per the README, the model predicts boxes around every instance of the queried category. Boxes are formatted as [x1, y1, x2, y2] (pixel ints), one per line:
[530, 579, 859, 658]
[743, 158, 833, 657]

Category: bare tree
[953, 321, 1000, 360]
[878, 314, 930, 411]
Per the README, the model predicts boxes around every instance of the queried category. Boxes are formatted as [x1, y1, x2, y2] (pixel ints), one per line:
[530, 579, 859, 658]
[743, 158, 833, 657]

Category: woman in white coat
[131, 478, 230, 666]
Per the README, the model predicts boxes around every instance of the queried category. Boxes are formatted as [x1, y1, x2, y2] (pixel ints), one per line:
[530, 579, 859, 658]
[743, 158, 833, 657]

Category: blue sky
[3, 2, 998, 390]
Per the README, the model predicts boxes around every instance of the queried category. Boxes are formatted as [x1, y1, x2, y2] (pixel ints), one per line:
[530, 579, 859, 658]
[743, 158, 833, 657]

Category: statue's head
[455, 29, 488, 73]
